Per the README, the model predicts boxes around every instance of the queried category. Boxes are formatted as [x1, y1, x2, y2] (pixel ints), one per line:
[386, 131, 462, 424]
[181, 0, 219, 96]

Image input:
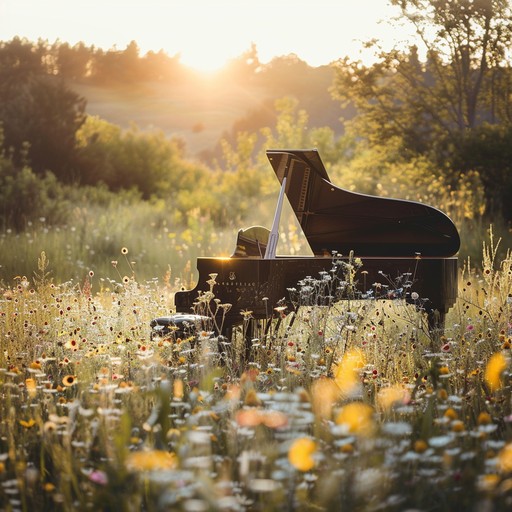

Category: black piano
[151, 149, 459, 340]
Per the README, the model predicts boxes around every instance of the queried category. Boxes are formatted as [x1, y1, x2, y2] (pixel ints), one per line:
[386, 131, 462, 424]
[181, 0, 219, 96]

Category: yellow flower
[62, 375, 77, 387]
[437, 389, 448, 401]
[334, 349, 366, 398]
[173, 379, 184, 400]
[485, 352, 508, 392]
[244, 388, 262, 407]
[126, 450, 178, 471]
[311, 378, 339, 419]
[451, 420, 465, 433]
[444, 408, 458, 421]
[19, 418, 37, 428]
[498, 443, 512, 473]
[478, 474, 500, 492]
[477, 412, 492, 426]
[25, 378, 37, 398]
[340, 443, 354, 454]
[377, 385, 409, 412]
[414, 439, 428, 453]
[288, 437, 316, 472]
[335, 402, 375, 437]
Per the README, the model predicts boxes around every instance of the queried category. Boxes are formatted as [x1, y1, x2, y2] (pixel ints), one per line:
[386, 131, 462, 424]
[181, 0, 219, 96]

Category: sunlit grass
[0, 209, 239, 294]
[0, 231, 511, 510]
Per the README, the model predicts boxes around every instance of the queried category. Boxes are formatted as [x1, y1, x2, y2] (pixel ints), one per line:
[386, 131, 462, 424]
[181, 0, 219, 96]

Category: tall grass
[2, 188, 510, 298]
[0, 195, 316, 296]
[0, 229, 511, 511]
[0, 208, 237, 295]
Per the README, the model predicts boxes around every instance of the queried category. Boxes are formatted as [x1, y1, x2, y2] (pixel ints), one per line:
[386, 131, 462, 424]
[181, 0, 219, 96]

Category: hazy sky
[0, 0, 405, 71]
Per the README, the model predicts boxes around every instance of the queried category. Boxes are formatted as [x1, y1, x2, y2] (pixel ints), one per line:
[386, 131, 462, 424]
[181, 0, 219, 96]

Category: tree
[55, 41, 93, 81]
[331, 0, 512, 220]
[75, 116, 208, 200]
[0, 129, 71, 231]
[390, 0, 512, 130]
[221, 43, 261, 84]
[0, 38, 46, 78]
[0, 38, 88, 179]
[0, 74, 86, 180]
[141, 49, 182, 82]
[90, 41, 143, 84]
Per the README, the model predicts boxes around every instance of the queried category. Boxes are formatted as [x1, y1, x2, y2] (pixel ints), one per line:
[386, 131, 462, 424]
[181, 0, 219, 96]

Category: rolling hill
[71, 64, 345, 160]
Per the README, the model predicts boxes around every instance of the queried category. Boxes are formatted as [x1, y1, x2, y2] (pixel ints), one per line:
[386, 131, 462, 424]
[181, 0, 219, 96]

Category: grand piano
[151, 149, 459, 340]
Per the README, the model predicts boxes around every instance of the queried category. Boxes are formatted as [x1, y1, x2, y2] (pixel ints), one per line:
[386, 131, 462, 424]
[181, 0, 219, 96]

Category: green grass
[0, 193, 313, 292]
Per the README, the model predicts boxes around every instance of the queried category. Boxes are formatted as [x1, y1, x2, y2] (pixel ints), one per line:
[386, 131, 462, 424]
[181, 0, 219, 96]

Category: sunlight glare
[1, 0, 406, 71]
[179, 45, 232, 74]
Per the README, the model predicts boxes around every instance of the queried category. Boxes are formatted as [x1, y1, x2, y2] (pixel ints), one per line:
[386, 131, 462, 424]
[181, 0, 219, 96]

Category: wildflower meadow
[1, 231, 512, 512]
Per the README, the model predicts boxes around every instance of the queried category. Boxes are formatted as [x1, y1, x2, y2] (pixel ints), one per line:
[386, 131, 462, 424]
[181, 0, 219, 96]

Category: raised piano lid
[266, 149, 460, 257]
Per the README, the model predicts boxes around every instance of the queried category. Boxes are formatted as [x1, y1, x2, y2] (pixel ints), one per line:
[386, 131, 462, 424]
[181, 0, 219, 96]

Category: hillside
[71, 65, 345, 159]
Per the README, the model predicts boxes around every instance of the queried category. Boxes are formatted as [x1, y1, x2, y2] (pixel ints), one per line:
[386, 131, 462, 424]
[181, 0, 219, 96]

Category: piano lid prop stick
[264, 176, 287, 259]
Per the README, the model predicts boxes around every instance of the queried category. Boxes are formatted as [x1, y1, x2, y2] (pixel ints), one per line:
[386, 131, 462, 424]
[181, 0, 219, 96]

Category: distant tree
[0, 40, 87, 180]
[76, 116, 209, 200]
[91, 41, 144, 84]
[0, 74, 86, 180]
[0, 129, 70, 231]
[55, 41, 93, 81]
[0, 38, 46, 78]
[257, 54, 311, 95]
[221, 43, 261, 84]
[451, 123, 512, 221]
[141, 49, 182, 81]
[260, 97, 310, 149]
[332, 0, 512, 220]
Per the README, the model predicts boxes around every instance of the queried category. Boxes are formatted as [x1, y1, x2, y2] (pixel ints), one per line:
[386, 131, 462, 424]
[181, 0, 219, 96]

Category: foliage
[0, 193, 295, 293]
[450, 123, 512, 222]
[332, 0, 512, 221]
[75, 116, 210, 199]
[0, 147, 71, 231]
[0, 56, 86, 179]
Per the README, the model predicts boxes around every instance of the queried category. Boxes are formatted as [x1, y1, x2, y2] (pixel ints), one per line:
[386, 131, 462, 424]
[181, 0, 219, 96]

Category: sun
[178, 46, 231, 74]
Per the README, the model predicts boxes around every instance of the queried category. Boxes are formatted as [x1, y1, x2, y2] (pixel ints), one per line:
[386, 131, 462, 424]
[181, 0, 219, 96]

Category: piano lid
[266, 149, 460, 257]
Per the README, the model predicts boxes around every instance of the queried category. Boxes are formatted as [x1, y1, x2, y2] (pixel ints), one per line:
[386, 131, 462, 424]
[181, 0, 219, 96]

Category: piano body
[151, 149, 459, 339]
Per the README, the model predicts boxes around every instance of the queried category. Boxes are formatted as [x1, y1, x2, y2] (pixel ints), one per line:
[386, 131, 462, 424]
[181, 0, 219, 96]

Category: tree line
[0, 38, 183, 84]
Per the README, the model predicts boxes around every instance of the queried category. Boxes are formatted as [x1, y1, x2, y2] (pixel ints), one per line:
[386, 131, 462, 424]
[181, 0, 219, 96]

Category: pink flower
[89, 470, 108, 485]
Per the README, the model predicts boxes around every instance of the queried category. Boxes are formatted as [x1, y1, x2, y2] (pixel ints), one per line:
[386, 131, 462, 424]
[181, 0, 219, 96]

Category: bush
[0, 161, 71, 231]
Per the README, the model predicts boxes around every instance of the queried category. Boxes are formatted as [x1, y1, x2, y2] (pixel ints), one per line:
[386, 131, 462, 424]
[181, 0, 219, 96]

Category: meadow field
[3, 14, 512, 512]
[1, 223, 512, 511]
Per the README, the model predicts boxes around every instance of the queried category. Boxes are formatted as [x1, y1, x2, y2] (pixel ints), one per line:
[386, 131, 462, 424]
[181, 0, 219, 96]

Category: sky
[0, 0, 406, 72]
